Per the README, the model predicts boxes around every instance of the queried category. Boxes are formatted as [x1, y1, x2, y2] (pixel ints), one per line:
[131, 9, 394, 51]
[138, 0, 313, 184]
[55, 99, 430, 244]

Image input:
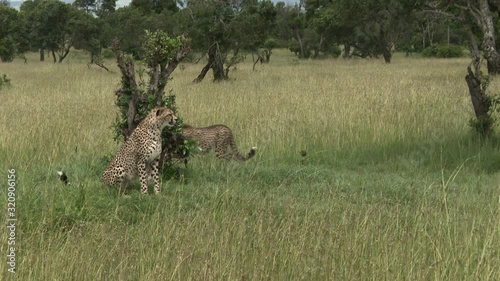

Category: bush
[0, 36, 16, 62]
[436, 44, 464, 58]
[263, 38, 278, 50]
[421, 44, 464, 58]
[0, 74, 11, 90]
[101, 48, 115, 59]
[327, 44, 342, 58]
[421, 45, 437, 57]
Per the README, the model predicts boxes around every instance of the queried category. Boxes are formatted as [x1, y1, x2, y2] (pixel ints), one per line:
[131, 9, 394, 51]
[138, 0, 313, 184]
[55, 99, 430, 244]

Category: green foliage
[288, 38, 309, 58]
[436, 44, 465, 58]
[264, 38, 278, 50]
[420, 46, 436, 57]
[0, 73, 11, 90]
[178, 0, 276, 79]
[328, 44, 342, 58]
[0, 5, 26, 60]
[0, 36, 16, 62]
[101, 48, 115, 59]
[131, 0, 178, 15]
[143, 29, 183, 65]
[421, 44, 464, 58]
[20, 0, 90, 62]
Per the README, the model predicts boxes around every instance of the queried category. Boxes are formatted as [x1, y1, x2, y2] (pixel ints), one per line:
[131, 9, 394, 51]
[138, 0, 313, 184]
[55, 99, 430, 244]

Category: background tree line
[0, 0, 481, 67]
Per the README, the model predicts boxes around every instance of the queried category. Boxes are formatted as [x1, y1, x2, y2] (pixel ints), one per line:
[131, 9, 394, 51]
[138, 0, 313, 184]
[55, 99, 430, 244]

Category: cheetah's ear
[155, 108, 164, 116]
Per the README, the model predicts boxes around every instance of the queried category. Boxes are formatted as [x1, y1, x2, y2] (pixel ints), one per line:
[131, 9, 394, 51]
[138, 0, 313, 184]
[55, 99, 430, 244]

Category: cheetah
[102, 107, 177, 194]
[181, 124, 256, 161]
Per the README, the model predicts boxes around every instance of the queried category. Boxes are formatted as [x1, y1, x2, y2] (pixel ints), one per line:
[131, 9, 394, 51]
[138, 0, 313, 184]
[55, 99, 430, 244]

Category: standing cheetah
[182, 124, 256, 161]
[102, 107, 177, 194]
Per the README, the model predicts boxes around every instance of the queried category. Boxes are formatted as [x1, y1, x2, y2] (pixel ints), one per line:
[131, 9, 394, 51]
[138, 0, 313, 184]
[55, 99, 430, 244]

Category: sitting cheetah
[181, 124, 256, 161]
[102, 107, 177, 194]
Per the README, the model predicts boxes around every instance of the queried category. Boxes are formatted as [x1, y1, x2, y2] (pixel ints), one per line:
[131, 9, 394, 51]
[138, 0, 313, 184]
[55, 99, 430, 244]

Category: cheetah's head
[153, 107, 177, 130]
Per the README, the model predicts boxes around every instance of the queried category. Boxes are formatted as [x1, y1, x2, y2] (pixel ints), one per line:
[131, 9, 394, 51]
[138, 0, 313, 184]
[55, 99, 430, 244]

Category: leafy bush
[0, 36, 16, 62]
[101, 48, 115, 59]
[327, 44, 342, 58]
[421, 44, 464, 58]
[287, 38, 310, 58]
[421, 45, 437, 57]
[0, 74, 11, 90]
[436, 44, 464, 58]
[263, 38, 278, 50]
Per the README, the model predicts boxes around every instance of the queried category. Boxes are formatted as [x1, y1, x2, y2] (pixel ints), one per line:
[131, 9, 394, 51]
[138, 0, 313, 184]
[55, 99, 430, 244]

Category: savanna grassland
[1, 50, 499, 280]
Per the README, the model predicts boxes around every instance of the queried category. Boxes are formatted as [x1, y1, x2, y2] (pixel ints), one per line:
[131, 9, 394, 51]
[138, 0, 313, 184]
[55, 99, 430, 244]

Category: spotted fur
[102, 107, 177, 194]
[182, 124, 256, 161]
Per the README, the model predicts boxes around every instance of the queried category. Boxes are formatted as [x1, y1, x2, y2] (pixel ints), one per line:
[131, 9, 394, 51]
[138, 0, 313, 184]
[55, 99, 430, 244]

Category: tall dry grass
[0, 50, 499, 280]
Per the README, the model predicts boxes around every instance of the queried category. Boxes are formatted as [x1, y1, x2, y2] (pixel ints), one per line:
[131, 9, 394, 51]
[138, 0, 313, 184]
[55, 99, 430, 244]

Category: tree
[423, 0, 500, 136]
[0, 5, 19, 62]
[106, 7, 151, 58]
[71, 11, 103, 62]
[351, 0, 419, 63]
[131, 0, 178, 15]
[73, 0, 116, 16]
[73, 0, 96, 14]
[425, 0, 500, 74]
[179, 0, 277, 82]
[111, 30, 191, 170]
[21, 0, 90, 63]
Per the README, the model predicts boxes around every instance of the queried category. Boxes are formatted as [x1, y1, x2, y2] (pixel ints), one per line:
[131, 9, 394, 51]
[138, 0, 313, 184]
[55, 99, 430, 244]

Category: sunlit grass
[0, 50, 499, 280]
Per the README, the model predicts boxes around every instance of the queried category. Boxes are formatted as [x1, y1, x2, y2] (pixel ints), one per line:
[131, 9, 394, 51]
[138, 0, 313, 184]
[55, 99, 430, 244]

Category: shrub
[101, 48, 115, 59]
[421, 45, 437, 58]
[263, 38, 278, 50]
[0, 36, 16, 62]
[327, 44, 342, 58]
[421, 44, 464, 58]
[0, 74, 11, 90]
[436, 44, 464, 58]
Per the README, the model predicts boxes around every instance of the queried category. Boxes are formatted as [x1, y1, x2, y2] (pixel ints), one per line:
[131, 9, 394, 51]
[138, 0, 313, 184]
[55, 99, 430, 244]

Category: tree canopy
[0, 0, 495, 67]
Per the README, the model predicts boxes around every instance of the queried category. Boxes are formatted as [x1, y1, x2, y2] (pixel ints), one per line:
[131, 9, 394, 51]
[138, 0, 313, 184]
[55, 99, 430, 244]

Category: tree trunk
[296, 30, 306, 59]
[193, 43, 228, 83]
[478, 0, 500, 75]
[264, 49, 271, 63]
[212, 55, 226, 81]
[466, 28, 493, 137]
[379, 29, 392, 63]
[252, 52, 263, 71]
[51, 50, 56, 63]
[466, 66, 492, 137]
[382, 47, 392, 63]
[57, 46, 71, 63]
[193, 62, 211, 83]
[422, 28, 426, 49]
[39, 48, 44, 61]
[344, 44, 351, 59]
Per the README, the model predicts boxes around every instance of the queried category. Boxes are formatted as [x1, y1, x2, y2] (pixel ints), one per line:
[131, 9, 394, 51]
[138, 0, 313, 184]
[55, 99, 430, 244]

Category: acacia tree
[21, 0, 90, 63]
[179, 0, 276, 82]
[351, 0, 419, 63]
